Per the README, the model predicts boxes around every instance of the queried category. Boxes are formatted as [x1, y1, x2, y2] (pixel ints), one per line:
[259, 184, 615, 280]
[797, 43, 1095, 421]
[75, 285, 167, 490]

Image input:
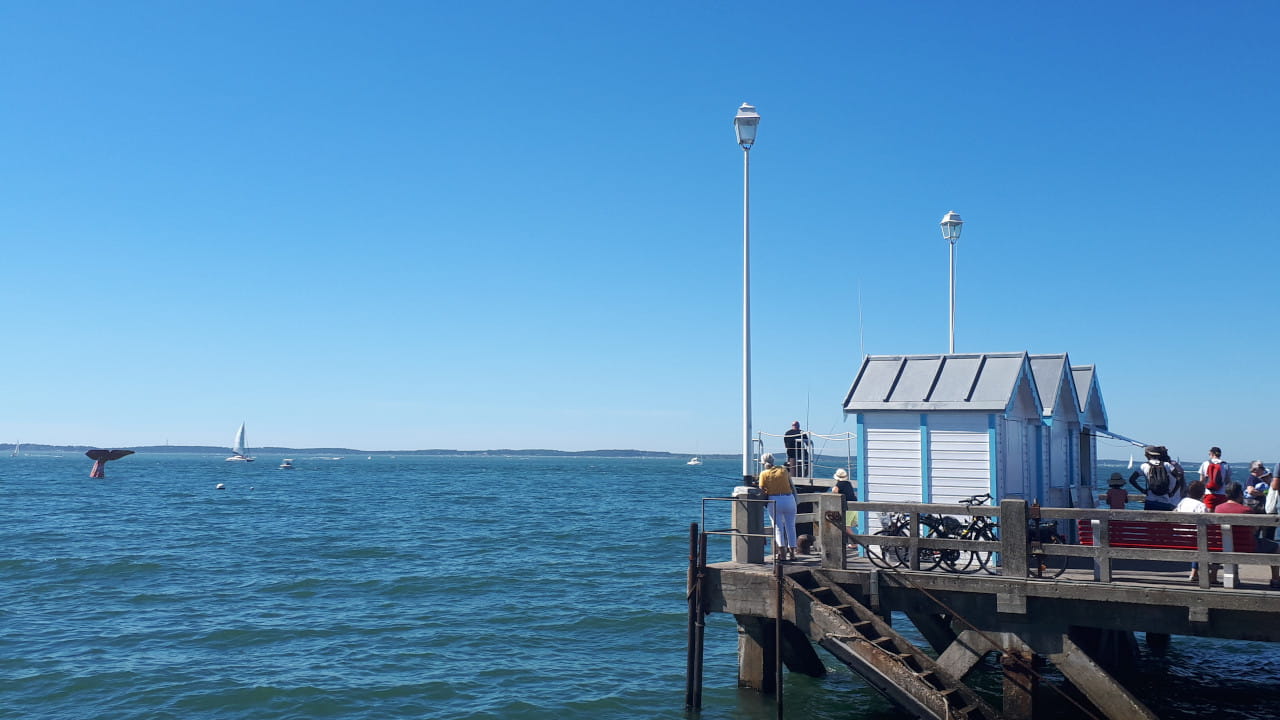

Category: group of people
[755, 421, 819, 562]
[1107, 445, 1280, 588]
[756, 446, 858, 563]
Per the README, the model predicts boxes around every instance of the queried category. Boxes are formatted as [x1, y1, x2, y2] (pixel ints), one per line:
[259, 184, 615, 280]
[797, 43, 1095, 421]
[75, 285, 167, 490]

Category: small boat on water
[226, 422, 255, 462]
[686, 456, 702, 466]
[279, 459, 294, 469]
[10, 441, 19, 458]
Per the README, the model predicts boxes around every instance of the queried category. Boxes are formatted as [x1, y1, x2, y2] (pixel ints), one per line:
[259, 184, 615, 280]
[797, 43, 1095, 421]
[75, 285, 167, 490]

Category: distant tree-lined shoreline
[2, 443, 740, 459]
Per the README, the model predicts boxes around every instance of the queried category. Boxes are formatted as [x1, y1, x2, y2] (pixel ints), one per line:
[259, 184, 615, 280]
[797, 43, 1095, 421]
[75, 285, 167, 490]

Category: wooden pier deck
[692, 494, 1280, 720]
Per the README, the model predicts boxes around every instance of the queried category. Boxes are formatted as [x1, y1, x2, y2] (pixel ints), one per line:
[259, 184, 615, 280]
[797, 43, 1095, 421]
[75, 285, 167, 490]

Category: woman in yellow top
[758, 453, 798, 561]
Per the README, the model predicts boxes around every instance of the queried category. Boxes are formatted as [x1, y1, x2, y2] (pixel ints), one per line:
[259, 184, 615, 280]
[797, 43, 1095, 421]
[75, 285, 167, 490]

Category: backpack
[1244, 485, 1265, 512]
[1204, 462, 1225, 494]
[1147, 462, 1171, 497]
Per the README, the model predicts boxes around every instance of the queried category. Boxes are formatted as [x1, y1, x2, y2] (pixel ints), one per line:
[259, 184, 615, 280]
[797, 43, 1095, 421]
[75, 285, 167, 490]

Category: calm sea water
[2, 454, 1276, 720]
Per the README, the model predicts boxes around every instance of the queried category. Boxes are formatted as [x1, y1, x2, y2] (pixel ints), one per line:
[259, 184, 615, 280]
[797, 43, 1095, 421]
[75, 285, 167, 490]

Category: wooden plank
[935, 629, 998, 680]
[817, 493, 846, 570]
[1042, 635, 1158, 720]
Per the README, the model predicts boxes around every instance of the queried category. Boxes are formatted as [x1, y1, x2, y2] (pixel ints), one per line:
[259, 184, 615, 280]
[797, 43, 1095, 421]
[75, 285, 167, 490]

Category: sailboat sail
[226, 423, 255, 462]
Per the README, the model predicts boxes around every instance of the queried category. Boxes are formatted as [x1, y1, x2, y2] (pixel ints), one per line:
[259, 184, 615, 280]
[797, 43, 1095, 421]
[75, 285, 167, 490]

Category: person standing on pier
[783, 421, 812, 479]
[1200, 447, 1232, 511]
[757, 453, 798, 562]
[831, 468, 859, 548]
[1244, 461, 1272, 518]
[1128, 445, 1178, 510]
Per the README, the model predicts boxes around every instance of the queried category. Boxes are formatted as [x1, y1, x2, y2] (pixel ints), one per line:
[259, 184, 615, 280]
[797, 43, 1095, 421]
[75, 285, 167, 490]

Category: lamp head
[940, 210, 964, 241]
[734, 103, 760, 148]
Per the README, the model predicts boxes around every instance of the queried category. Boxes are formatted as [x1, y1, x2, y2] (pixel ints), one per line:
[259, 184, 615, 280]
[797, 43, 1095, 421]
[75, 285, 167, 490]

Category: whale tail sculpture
[85, 449, 135, 478]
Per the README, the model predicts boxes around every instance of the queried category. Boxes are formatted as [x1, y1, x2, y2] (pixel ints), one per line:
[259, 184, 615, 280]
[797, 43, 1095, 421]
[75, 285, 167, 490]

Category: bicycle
[952, 494, 1000, 574]
[869, 495, 999, 573]
[868, 511, 946, 571]
[1028, 518, 1068, 578]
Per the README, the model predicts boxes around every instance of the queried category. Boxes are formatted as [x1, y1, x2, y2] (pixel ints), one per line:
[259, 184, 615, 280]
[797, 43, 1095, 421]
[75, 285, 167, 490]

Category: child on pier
[1105, 473, 1129, 510]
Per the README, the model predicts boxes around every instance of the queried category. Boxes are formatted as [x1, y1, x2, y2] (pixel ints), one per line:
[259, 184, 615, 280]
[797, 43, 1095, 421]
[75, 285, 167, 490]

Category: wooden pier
[689, 492, 1280, 720]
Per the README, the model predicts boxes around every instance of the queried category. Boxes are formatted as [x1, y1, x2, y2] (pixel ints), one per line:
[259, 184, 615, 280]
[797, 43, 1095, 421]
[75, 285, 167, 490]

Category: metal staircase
[786, 569, 1004, 720]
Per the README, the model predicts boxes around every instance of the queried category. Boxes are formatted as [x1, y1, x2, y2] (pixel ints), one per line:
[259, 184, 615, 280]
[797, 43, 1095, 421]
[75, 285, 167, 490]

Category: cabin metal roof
[1028, 353, 1082, 420]
[1071, 365, 1109, 429]
[843, 352, 1042, 413]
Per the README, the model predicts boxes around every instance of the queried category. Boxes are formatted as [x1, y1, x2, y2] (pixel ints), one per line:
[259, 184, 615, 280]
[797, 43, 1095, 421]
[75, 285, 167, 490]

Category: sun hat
[834, 468, 849, 481]
[1109, 472, 1125, 486]
[1250, 460, 1266, 472]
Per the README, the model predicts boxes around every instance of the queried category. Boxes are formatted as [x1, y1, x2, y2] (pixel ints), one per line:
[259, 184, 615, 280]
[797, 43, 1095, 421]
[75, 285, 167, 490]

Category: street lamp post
[735, 103, 759, 483]
[940, 211, 964, 354]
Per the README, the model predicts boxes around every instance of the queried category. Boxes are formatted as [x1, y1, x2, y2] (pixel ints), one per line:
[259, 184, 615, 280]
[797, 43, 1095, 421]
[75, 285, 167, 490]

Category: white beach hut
[844, 353, 1042, 508]
[1071, 364, 1110, 506]
[842, 352, 1108, 524]
[1028, 354, 1083, 509]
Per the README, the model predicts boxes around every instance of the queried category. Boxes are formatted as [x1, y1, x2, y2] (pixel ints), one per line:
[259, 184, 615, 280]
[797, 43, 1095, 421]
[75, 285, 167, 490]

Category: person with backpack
[1244, 461, 1272, 513]
[1199, 447, 1232, 511]
[1128, 445, 1179, 510]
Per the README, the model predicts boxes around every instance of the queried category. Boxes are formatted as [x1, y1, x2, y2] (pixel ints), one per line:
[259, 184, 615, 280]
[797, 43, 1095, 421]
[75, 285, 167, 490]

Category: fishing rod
[1080, 429, 1150, 449]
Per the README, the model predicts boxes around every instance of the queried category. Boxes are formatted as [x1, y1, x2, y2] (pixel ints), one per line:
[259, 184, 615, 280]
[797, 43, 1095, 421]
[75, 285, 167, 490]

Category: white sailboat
[686, 454, 702, 466]
[226, 423, 255, 462]
[10, 441, 19, 458]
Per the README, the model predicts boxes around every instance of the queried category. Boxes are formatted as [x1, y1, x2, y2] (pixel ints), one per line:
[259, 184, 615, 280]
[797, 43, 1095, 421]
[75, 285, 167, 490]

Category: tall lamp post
[940, 210, 964, 354]
[735, 103, 760, 482]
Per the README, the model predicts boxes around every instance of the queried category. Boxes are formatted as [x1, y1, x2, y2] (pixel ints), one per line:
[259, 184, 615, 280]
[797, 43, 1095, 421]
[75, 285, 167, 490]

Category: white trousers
[768, 493, 798, 548]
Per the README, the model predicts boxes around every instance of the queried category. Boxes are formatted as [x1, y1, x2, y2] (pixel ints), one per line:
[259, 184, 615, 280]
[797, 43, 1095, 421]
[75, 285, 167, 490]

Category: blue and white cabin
[1028, 354, 1082, 509]
[843, 352, 1108, 525]
[1071, 364, 1110, 505]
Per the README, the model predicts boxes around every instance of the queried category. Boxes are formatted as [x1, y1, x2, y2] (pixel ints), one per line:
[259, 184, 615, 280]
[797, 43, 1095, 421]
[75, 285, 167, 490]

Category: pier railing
[721, 495, 1280, 588]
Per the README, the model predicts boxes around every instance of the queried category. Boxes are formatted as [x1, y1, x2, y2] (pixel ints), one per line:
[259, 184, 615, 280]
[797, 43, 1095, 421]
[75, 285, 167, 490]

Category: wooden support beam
[735, 615, 775, 693]
[732, 499, 765, 564]
[1000, 649, 1038, 720]
[935, 629, 998, 680]
[779, 620, 826, 678]
[817, 493, 845, 569]
[999, 499, 1029, 579]
[998, 499, 1029, 615]
[1043, 634, 1157, 720]
[1068, 627, 1139, 675]
[903, 609, 958, 655]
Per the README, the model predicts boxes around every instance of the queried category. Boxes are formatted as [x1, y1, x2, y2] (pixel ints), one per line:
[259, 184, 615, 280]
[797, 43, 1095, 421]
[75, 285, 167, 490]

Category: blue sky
[2, 2, 1277, 460]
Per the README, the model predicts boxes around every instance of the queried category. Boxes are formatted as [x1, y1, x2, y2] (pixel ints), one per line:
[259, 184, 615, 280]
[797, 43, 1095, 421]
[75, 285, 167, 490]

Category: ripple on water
[3, 455, 1278, 720]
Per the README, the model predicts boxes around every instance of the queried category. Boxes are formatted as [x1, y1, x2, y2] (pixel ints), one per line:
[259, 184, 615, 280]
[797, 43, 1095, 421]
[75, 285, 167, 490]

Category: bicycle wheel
[974, 524, 1000, 575]
[868, 527, 905, 568]
[917, 524, 945, 571]
[942, 527, 979, 573]
[1031, 534, 1068, 578]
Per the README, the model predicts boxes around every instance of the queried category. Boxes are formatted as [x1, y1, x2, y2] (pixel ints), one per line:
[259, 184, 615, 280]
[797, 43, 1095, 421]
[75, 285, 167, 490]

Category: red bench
[1077, 518, 1257, 588]
[1076, 519, 1256, 553]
